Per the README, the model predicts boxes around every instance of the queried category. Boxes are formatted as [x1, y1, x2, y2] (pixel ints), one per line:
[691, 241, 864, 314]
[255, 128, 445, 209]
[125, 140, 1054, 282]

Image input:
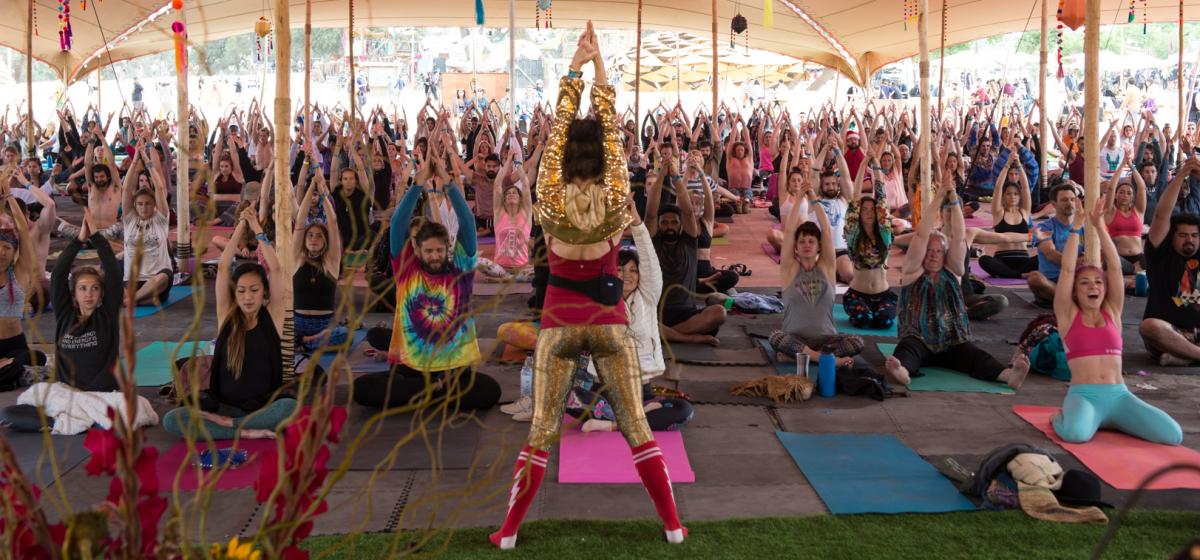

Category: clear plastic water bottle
[519, 356, 534, 398]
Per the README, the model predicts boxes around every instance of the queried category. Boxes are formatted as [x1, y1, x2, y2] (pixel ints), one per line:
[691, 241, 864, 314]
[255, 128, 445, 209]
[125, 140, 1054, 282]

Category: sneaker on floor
[500, 395, 533, 416]
[511, 408, 533, 422]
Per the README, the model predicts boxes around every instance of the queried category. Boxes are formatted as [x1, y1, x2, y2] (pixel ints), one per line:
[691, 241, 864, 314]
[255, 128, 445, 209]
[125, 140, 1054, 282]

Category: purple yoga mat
[970, 260, 1027, 286]
[761, 243, 781, 264]
[156, 439, 277, 492]
[558, 425, 695, 484]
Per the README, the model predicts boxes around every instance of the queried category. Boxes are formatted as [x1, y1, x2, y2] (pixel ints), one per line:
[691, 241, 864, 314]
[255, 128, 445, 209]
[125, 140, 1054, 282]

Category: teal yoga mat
[875, 343, 1014, 394]
[132, 340, 213, 387]
[132, 285, 195, 318]
[833, 307, 898, 337]
[775, 432, 976, 514]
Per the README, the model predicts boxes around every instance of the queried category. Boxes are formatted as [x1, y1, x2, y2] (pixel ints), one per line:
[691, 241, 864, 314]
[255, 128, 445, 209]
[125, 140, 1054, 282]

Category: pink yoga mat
[964, 216, 992, 228]
[558, 425, 695, 484]
[969, 261, 1027, 286]
[1013, 405, 1200, 490]
[760, 243, 781, 264]
[156, 439, 278, 492]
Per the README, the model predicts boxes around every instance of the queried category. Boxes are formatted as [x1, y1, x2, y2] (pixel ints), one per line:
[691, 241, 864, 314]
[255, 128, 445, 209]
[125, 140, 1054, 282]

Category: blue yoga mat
[132, 340, 213, 387]
[133, 285, 195, 318]
[832, 306, 898, 337]
[755, 338, 800, 375]
[776, 432, 976, 514]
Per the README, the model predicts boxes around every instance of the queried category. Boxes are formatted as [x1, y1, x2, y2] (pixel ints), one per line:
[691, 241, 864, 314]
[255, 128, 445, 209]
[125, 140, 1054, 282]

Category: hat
[845, 130, 860, 141]
[1052, 470, 1114, 509]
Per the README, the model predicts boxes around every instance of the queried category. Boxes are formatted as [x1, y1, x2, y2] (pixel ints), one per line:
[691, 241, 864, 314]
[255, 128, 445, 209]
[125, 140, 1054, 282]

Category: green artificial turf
[302, 510, 1200, 559]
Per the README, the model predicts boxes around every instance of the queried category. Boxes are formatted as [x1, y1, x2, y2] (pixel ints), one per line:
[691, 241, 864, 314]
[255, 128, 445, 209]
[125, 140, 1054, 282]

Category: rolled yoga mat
[875, 343, 1015, 395]
[775, 431, 976, 514]
[1013, 405, 1200, 490]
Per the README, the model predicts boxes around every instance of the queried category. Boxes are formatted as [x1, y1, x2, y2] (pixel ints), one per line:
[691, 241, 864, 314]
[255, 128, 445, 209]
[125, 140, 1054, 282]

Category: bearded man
[350, 152, 500, 411]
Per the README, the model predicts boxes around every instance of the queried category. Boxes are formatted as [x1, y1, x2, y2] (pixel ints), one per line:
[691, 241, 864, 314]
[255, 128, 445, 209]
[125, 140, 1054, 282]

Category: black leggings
[892, 336, 1005, 381]
[1120, 253, 1143, 275]
[0, 404, 52, 432]
[352, 364, 501, 412]
[0, 333, 46, 392]
[978, 251, 1038, 279]
[696, 260, 739, 294]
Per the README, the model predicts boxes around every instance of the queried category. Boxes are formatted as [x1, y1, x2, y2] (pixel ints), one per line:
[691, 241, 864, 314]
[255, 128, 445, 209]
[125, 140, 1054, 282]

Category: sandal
[725, 263, 752, 277]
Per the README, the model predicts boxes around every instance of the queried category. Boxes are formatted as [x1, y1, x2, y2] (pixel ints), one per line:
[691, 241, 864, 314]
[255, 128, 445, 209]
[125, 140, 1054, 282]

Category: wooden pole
[175, 6, 191, 272]
[635, 0, 643, 122]
[305, 0, 311, 130]
[509, 0, 516, 124]
[1083, 0, 1100, 263]
[937, 0, 946, 118]
[274, 0, 296, 382]
[25, 0, 33, 154]
[1039, 0, 1049, 206]
[1179, 1, 1185, 153]
[712, 0, 718, 118]
[348, 3, 356, 121]
[919, 0, 931, 208]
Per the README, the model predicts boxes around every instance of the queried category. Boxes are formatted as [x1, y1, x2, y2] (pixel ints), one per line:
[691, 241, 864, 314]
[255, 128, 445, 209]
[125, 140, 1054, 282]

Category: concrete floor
[4, 199, 1199, 543]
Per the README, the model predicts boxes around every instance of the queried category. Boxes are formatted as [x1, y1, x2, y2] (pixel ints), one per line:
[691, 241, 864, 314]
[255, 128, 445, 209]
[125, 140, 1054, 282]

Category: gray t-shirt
[654, 232, 698, 310]
[782, 267, 836, 340]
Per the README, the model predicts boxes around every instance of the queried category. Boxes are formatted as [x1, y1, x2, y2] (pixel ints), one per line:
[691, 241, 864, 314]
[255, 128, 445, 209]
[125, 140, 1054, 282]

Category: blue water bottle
[818, 353, 837, 398]
[1134, 271, 1148, 297]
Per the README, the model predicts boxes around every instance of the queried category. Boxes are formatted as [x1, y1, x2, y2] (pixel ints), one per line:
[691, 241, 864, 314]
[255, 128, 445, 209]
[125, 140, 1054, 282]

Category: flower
[326, 406, 347, 444]
[133, 446, 159, 497]
[83, 428, 121, 476]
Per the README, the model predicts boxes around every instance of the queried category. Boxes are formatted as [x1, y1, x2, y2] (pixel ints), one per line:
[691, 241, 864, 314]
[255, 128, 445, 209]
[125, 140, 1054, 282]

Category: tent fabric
[1, 0, 1196, 87]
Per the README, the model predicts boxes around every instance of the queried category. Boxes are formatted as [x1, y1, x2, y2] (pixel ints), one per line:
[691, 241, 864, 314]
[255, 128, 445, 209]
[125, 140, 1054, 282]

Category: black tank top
[294, 261, 337, 311]
[212, 307, 282, 411]
[994, 212, 1030, 235]
[697, 223, 712, 250]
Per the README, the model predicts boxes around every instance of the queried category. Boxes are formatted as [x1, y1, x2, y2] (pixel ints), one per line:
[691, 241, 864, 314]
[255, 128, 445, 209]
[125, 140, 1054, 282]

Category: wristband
[1069, 228, 1083, 235]
[567, 69, 583, 80]
[255, 233, 269, 243]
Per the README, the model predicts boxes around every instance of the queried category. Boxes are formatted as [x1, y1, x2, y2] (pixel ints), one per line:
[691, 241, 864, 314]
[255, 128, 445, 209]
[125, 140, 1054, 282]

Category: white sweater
[624, 223, 666, 381]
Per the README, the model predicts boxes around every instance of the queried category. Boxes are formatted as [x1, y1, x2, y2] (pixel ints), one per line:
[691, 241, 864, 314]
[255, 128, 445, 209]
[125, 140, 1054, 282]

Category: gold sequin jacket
[534, 76, 632, 245]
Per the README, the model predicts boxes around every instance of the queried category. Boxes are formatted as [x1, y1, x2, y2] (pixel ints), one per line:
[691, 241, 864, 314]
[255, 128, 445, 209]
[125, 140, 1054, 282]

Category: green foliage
[303, 511, 1200, 559]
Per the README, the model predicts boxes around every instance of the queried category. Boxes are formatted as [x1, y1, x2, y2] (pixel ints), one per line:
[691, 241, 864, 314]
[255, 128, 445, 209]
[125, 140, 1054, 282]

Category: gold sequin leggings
[528, 324, 652, 449]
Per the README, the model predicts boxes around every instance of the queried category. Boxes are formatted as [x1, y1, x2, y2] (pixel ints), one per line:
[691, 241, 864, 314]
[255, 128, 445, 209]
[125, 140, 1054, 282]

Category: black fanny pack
[548, 273, 623, 307]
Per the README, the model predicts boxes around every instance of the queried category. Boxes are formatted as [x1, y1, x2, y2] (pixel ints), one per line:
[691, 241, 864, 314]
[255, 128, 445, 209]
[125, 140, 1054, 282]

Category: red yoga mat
[558, 422, 695, 484]
[1013, 405, 1200, 490]
[760, 243, 781, 264]
[155, 439, 278, 492]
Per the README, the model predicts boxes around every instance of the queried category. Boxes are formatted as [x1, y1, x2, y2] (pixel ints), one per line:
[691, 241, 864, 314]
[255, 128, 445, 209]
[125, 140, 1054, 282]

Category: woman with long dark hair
[161, 208, 295, 440]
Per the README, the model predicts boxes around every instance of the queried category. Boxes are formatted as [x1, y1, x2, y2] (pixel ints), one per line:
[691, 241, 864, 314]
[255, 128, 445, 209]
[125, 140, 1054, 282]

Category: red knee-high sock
[632, 440, 687, 539]
[490, 444, 549, 549]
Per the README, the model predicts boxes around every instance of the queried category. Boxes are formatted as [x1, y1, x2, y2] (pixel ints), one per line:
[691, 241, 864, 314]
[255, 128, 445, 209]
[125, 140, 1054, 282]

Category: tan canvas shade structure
[8, 0, 1200, 87]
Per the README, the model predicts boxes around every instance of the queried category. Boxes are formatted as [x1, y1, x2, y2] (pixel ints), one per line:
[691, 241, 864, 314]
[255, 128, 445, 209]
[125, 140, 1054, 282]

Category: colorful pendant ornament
[536, 0, 553, 28]
[1056, 0, 1065, 79]
[255, 16, 273, 62]
[903, 0, 919, 30]
[58, 0, 73, 52]
[33, 3, 39, 37]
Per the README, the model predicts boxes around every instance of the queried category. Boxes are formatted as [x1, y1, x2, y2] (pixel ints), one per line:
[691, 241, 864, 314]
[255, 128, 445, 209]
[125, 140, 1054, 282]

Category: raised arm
[900, 183, 949, 286]
[779, 183, 811, 286]
[1149, 157, 1197, 247]
[1052, 198, 1086, 320]
[216, 218, 248, 325]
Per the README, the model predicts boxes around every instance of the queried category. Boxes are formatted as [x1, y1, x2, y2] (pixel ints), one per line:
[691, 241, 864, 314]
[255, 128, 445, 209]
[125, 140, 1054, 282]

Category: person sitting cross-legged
[1138, 156, 1200, 366]
[883, 181, 1030, 389]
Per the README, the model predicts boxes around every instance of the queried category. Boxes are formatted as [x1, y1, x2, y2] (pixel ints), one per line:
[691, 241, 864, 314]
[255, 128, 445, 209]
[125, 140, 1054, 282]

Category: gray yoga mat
[5, 432, 90, 487]
[665, 344, 768, 366]
[332, 411, 485, 471]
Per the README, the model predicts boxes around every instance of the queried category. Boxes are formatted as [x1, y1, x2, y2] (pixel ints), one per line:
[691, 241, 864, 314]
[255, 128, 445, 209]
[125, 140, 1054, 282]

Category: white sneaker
[500, 395, 533, 416]
[511, 408, 533, 422]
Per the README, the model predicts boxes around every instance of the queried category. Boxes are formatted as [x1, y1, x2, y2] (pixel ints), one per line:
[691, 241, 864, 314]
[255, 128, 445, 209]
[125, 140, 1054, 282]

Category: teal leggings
[1053, 384, 1183, 446]
[161, 398, 298, 440]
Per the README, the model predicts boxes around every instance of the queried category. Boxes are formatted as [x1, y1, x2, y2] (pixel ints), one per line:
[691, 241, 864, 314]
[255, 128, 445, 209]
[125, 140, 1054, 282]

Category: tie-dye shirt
[387, 242, 481, 371]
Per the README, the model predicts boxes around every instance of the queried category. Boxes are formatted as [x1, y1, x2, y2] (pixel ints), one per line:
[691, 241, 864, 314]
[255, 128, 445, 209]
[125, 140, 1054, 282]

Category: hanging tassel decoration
[537, 0, 553, 28]
[33, 3, 39, 37]
[732, 13, 748, 50]
[763, 0, 773, 28]
[476, 0, 485, 25]
[1056, 1, 1064, 79]
[1128, 0, 1135, 22]
[58, 0, 72, 52]
[172, 20, 187, 77]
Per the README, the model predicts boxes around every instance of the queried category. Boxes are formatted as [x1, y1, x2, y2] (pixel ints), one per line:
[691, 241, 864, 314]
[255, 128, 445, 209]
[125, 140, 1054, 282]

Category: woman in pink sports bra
[725, 116, 754, 212]
[1101, 152, 1147, 275]
[475, 147, 539, 282]
[1051, 195, 1182, 445]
